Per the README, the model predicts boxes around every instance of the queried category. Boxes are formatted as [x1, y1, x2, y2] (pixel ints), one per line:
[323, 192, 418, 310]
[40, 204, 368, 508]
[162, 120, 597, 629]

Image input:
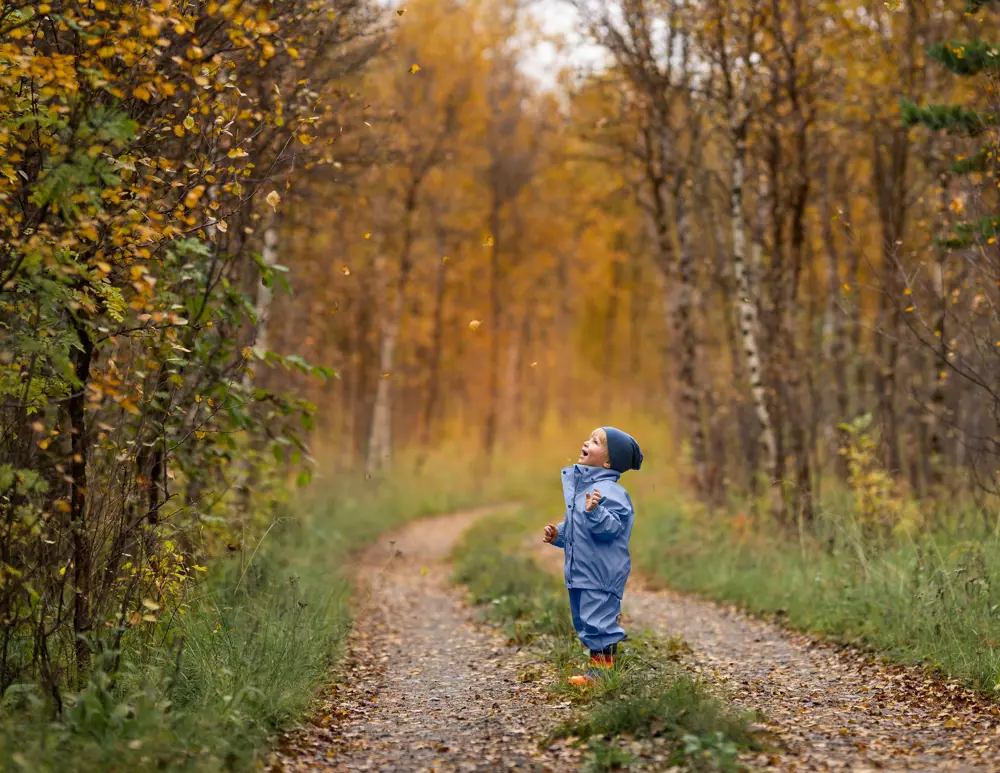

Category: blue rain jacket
[550, 464, 635, 599]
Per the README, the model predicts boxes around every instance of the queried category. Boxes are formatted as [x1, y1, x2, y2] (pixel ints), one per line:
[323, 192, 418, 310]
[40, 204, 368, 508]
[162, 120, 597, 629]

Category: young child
[543, 426, 643, 685]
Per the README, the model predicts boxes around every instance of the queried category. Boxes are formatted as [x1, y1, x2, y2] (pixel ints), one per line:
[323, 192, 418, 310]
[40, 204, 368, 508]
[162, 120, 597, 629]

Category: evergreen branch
[950, 146, 996, 174]
[927, 40, 1000, 76]
[935, 215, 1000, 248]
[900, 98, 997, 137]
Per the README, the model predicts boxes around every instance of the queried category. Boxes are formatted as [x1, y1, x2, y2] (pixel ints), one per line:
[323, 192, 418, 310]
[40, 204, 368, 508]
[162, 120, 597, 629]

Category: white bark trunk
[730, 138, 778, 482]
[253, 222, 280, 357]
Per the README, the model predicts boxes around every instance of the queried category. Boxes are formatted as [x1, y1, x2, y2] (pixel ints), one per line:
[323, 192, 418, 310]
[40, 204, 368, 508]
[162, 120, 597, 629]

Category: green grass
[631, 494, 1000, 695]
[451, 509, 760, 772]
[0, 457, 542, 773]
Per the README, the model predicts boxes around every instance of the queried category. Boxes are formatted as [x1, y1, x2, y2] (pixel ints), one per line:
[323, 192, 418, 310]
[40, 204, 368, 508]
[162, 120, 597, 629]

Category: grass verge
[0, 459, 537, 773]
[630, 494, 1000, 695]
[451, 509, 761, 772]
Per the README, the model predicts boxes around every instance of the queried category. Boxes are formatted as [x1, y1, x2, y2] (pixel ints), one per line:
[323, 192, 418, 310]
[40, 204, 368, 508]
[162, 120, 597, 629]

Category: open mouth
[580, 447, 589, 458]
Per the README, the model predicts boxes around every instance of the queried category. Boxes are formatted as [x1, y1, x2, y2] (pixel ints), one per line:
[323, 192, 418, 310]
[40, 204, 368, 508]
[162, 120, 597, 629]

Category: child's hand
[585, 489, 601, 512]
[543, 524, 558, 543]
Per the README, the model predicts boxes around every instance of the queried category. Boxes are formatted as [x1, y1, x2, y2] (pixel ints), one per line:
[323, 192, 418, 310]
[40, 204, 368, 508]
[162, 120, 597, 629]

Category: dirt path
[270, 509, 580, 773]
[530, 542, 1000, 772]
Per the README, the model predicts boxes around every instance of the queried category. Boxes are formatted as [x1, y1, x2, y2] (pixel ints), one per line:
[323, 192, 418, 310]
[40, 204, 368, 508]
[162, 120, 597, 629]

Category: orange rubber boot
[567, 653, 614, 686]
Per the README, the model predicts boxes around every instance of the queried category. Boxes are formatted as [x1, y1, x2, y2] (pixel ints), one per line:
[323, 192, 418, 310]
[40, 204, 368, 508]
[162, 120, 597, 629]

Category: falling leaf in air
[342, 266, 351, 276]
[530, 361, 538, 367]
[420, 567, 428, 576]
[364, 232, 371, 239]
[409, 64, 421, 74]
[468, 320, 481, 331]
[397, 6, 406, 15]
[265, 190, 281, 209]
[482, 233, 494, 247]
[381, 371, 390, 378]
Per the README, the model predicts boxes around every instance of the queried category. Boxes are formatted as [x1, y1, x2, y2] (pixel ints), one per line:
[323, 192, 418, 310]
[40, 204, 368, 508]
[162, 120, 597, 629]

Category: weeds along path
[270, 508, 577, 773]
[530, 543, 1000, 772]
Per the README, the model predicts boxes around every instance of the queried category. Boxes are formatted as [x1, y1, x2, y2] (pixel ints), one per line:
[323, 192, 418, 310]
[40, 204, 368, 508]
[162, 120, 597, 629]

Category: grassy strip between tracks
[451, 508, 762, 772]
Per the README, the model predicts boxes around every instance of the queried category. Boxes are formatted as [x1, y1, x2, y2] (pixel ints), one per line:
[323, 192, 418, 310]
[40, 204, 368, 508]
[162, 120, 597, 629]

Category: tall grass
[631, 494, 1000, 693]
[0, 453, 544, 772]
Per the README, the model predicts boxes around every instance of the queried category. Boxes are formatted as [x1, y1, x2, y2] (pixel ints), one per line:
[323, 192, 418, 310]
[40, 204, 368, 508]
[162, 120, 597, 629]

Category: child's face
[578, 428, 611, 468]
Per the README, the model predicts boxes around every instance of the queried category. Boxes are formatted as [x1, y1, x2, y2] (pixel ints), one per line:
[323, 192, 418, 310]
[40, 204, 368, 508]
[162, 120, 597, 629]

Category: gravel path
[530, 541, 1000, 772]
[271, 509, 580, 773]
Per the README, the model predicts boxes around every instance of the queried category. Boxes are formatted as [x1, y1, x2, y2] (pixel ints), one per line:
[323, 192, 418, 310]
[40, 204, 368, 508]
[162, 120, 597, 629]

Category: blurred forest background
[3, 0, 1000, 768]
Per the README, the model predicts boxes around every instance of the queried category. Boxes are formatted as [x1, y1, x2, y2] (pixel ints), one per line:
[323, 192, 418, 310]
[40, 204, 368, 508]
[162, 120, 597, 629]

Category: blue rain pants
[568, 587, 625, 652]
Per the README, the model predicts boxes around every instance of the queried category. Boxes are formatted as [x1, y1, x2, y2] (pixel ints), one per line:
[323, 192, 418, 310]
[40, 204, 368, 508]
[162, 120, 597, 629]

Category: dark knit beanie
[603, 427, 643, 473]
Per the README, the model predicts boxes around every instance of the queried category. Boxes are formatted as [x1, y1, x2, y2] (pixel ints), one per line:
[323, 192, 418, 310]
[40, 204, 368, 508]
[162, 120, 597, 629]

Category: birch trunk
[731, 127, 779, 497]
[252, 220, 281, 358]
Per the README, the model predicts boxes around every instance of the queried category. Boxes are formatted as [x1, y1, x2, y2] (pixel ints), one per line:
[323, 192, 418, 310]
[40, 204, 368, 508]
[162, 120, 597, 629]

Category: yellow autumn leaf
[297, 133, 314, 145]
[482, 233, 494, 247]
[342, 266, 351, 275]
[216, 220, 228, 233]
[184, 185, 206, 208]
[227, 148, 249, 158]
[397, 7, 406, 15]
[468, 320, 481, 331]
[265, 190, 281, 209]
[133, 85, 152, 102]
[142, 599, 160, 611]
[409, 64, 421, 74]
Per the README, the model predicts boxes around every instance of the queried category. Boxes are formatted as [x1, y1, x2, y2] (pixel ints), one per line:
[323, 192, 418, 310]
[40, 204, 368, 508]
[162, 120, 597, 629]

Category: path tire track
[270, 509, 580, 773]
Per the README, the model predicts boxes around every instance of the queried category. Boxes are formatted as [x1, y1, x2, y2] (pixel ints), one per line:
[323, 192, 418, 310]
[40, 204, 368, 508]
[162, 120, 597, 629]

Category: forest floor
[268, 508, 581, 772]
[529, 544, 1000, 772]
[271, 509, 1000, 772]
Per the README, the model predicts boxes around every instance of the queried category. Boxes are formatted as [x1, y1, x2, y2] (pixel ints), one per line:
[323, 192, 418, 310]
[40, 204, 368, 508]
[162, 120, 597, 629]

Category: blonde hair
[592, 428, 608, 446]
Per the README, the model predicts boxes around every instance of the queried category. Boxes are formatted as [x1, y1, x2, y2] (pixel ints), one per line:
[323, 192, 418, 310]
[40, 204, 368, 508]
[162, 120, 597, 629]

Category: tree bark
[821, 163, 851, 480]
[482, 195, 502, 467]
[366, 186, 419, 476]
[420, 234, 449, 452]
[731, 123, 780, 503]
[69, 318, 94, 684]
[675, 190, 708, 493]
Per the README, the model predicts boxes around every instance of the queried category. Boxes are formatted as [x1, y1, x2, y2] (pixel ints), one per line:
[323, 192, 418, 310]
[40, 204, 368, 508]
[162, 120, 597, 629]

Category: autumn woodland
[4, 0, 1000, 769]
